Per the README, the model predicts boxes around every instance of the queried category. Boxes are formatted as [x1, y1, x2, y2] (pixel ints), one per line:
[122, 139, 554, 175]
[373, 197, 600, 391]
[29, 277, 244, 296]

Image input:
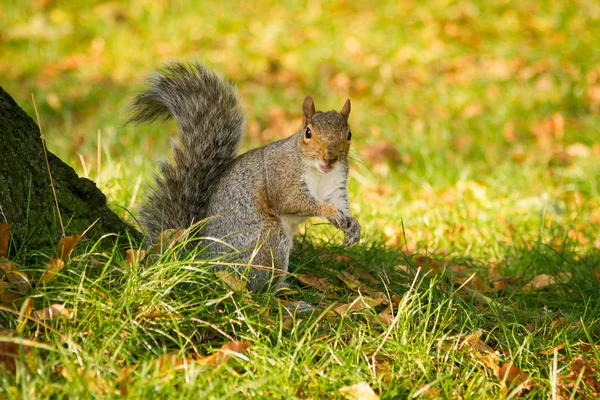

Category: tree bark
[0, 86, 140, 250]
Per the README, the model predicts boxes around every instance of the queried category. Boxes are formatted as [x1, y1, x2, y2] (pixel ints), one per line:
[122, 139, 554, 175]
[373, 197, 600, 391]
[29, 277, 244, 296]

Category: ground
[1, 0, 599, 398]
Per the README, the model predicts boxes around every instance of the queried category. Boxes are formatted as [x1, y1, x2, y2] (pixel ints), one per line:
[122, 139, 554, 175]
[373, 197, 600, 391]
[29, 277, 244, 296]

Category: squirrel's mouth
[319, 164, 333, 173]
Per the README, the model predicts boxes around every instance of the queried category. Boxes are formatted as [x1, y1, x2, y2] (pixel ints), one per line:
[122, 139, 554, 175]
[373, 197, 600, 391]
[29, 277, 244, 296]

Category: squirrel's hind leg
[244, 224, 291, 292]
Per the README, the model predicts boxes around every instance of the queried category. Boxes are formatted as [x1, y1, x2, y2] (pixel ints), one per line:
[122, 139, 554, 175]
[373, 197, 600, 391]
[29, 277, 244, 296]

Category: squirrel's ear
[303, 96, 315, 122]
[341, 99, 351, 119]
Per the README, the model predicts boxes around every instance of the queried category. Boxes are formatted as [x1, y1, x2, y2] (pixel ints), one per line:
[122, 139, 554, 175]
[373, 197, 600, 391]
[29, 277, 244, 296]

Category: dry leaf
[339, 382, 380, 400]
[523, 273, 570, 291]
[359, 141, 400, 165]
[0, 259, 30, 294]
[332, 296, 384, 316]
[215, 270, 250, 296]
[377, 305, 395, 326]
[0, 337, 33, 373]
[152, 229, 186, 253]
[198, 341, 251, 366]
[496, 363, 533, 392]
[460, 330, 495, 354]
[125, 249, 147, 266]
[56, 234, 80, 260]
[542, 343, 565, 354]
[0, 223, 12, 258]
[0, 279, 22, 304]
[558, 354, 600, 396]
[39, 257, 65, 285]
[296, 273, 336, 294]
[32, 304, 72, 320]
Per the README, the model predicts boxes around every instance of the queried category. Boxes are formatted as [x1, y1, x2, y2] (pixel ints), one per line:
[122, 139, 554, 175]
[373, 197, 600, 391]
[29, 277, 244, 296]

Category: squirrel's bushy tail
[129, 61, 246, 240]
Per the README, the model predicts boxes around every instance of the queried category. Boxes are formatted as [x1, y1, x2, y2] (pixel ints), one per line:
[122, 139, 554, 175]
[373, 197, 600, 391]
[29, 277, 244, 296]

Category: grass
[1, 0, 600, 398]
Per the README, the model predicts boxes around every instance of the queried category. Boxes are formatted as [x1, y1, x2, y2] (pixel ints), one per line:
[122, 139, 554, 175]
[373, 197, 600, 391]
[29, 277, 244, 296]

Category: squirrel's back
[129, 61, 246, 240]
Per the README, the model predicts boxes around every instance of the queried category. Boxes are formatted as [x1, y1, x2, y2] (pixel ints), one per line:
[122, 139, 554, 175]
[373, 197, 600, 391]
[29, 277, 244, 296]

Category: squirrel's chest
[304, 168, 345, 202]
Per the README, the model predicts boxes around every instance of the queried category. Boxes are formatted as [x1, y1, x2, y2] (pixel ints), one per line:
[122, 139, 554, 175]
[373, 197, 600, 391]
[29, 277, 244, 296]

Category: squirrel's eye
[348, 130, 352, 140]
[305, 128, 312, 139]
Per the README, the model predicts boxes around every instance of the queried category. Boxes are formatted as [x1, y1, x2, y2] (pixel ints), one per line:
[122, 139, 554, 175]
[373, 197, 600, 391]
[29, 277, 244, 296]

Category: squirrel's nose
[323, 151, 338, 166]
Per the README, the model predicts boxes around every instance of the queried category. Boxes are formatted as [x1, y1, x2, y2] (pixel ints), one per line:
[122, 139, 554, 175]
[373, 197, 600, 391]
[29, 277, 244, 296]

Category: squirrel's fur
[130, 61, 360, 291]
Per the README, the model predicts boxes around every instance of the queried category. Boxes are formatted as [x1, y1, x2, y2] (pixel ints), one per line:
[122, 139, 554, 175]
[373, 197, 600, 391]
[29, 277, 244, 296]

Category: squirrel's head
[299, 96, 352, 174]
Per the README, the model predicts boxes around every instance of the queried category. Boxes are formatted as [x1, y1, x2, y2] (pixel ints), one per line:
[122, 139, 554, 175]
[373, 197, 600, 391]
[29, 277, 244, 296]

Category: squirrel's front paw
[343, 216, 361, 246]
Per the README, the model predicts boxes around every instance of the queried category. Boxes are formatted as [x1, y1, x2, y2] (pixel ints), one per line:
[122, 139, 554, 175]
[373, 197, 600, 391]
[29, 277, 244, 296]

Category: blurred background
[2, 0, 599, 261]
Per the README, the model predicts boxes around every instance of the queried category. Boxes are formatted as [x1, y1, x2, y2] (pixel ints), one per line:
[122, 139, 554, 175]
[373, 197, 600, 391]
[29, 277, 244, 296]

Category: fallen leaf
[334, 270, 380, 296]
[215, 270, 250, 296]
[296, 273, 336, 294]
[125, 249, 147, 266]
[523, 274, 558, 291]
[0, 223, 12, 258]
[0, 280, 22, 304]
[152, 229, 186, 253]
[377, 305, 395, 326]
[56, 234, 81, 260]
[559, 354, 600, 396]
[413, 255, 442, 274]
[460, 330, 495, 354]
[496, 363, 533, 393]
[38, 257, 65, 285]
[332, 296, 384, 317]
[198, 341, 251, 366]
[542, 343, 565, 354]
[339, 382, 380, 400]
[32, 304, 72, 320]
[0, 259, 30, 294]
[359, 141, 400, 165]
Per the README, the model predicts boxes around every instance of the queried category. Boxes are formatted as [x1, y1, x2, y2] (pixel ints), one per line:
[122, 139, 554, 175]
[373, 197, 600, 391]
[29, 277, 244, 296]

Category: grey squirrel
[129, 61, 361, 291]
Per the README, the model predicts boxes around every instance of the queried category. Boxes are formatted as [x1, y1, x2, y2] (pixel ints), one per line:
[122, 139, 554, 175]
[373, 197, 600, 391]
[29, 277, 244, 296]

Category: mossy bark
[0, 86, 140, 250]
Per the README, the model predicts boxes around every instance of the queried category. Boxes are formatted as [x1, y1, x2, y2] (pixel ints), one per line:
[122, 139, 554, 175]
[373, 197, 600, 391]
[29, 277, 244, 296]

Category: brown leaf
[359, 141, 400, 165]
[377, 305, 395, 326]
[38, 257, 65, 285]
[542, 343, 565, 354]
[460, 330, 495, 354]
[198, 341, 251, 366]
[0, 259, 30, 294]
[0, 337, 32, 374]
[496, 363, 533, 392]
[0, 280, 22, 304]
[559, 354, 600, 395]
[125, 249, 147, 266]
[339, 382, 380, 400]
[296, 273, 336, 294]
[0, 223, 12, 258]
[215, 270, 250, 296]
[413, 255, 443, 274]
[332, 296, 384, 317]
[56, 234, 81, 260]
[32, 304, 72, 320]
[523, 274, 557, 291]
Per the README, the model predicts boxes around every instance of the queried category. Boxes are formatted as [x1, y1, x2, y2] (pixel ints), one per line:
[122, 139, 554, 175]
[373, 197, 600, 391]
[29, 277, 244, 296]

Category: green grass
[1, 0, 600, 398]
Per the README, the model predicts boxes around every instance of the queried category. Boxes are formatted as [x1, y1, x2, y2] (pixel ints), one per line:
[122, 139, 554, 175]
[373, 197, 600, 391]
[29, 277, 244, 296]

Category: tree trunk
[0, 86, 140, 250]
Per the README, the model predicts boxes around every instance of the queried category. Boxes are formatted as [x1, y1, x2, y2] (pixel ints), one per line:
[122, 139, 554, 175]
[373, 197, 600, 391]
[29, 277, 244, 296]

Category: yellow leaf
[215, 270, 250, 296]
[125, 249, 147, 266]
[56, 234, 80, 260]
[0, 259, 30, 294]
[39, 258, 65, 285]
[32, 303, 72, 320]
[295, 273, 336, 294]
[332, 296, 384, 317]
[339, 382, 380, 400]
[198, 341, 251, 366]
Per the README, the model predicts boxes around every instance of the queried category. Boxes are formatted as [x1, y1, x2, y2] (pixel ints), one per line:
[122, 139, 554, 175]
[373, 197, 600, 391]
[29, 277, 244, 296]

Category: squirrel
[129, 61, 361, 292]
